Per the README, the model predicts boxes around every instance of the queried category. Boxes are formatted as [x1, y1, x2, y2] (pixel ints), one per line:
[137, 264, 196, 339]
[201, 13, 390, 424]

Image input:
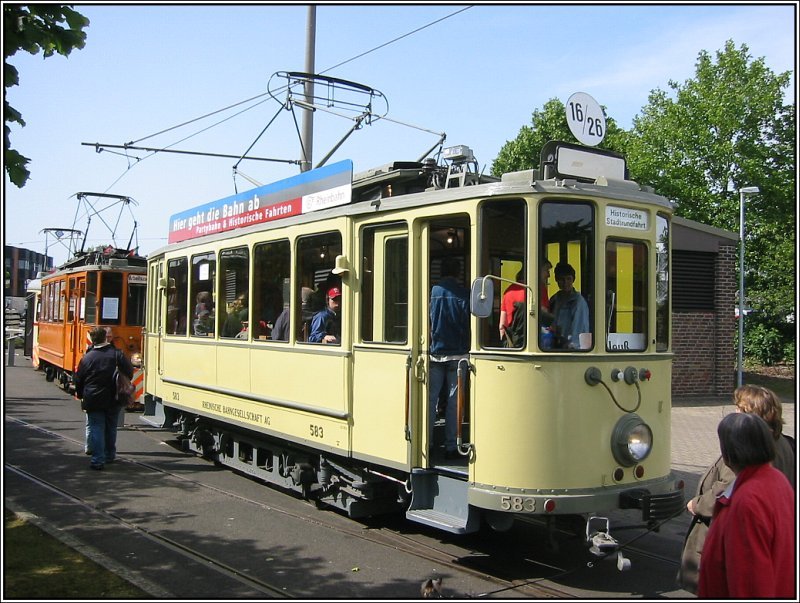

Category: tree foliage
[491, 98, 627, 176]
[491, 41, 794, 362]
[3, 4, 89, 187]
[624, 41, 794, 348]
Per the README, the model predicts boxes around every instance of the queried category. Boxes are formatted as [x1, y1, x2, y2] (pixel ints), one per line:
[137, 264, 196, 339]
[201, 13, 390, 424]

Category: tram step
[406, 470, 480, 534]
[139, 395, 169, 428]
[406, 508, 476, 534]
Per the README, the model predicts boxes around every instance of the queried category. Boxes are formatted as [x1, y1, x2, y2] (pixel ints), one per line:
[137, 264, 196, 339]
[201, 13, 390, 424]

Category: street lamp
[738, 186, 760, 387]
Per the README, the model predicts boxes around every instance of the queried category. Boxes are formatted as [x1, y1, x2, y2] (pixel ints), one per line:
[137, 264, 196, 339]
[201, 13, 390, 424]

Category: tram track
[6, 415, 574, 598]
[4, 462, 292, 599]
[8, 412, 687, 598]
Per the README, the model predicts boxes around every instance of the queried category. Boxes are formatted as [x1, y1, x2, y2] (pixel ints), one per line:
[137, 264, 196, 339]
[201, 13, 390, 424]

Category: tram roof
[154, 143, 672, 257]
[42, 246, 147, 280]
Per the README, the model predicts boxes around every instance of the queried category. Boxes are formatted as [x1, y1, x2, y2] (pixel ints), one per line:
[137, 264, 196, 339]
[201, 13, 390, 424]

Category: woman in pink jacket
[697, 412, 795, 598]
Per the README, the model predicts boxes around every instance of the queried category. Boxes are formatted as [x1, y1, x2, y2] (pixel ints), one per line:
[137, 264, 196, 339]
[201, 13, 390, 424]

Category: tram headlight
[130, 352, 143, 368]
[611, 414, 652, 467]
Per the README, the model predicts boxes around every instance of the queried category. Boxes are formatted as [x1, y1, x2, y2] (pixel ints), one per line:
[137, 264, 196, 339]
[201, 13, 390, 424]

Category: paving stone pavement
[672, 395, 795, 495]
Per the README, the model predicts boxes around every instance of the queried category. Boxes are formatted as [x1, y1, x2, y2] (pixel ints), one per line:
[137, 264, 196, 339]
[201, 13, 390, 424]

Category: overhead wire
[99, 5, 473, 192]
[129, 91, 272, 146]
[319, 6, 471, 75]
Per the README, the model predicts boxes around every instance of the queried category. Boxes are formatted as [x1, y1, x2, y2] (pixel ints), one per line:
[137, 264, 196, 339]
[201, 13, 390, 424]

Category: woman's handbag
[114, 369, 135, 407]
[114, 350, 136, 407]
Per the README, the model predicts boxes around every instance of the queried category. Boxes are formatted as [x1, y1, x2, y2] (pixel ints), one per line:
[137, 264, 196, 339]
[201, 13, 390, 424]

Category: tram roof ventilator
[352, 145, 500, 205]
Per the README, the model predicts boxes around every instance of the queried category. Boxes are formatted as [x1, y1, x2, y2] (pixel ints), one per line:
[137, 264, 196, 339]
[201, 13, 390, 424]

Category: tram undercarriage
[171, 410, 409, 521]
[41, 361, 75, 393]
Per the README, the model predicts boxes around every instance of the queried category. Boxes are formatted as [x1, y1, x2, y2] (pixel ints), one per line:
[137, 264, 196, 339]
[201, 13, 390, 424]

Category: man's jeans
[429, 360, 460, 453]
[86, 407, 121, 466]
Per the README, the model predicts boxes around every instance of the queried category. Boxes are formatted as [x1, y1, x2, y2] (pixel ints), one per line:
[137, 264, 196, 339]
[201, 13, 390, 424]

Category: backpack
[505, 301, 527, 348]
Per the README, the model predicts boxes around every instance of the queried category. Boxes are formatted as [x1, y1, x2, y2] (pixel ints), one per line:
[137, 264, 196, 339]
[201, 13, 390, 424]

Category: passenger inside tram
[309, 286, 341, 344]
[548, 262, 590, 349]
[221, 292, 248, 338]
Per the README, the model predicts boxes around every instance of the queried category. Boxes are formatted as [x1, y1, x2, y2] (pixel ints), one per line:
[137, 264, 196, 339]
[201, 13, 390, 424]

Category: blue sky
[4, 3, 796, 267]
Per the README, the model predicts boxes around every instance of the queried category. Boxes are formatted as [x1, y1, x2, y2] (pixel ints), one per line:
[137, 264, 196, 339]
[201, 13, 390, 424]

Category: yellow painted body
[470, 356, 671, 490]
[145, 162, 678, 517]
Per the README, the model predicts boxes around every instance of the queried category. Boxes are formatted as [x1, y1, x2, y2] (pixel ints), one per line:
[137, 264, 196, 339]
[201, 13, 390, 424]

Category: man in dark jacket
[75, 326, 134, 470]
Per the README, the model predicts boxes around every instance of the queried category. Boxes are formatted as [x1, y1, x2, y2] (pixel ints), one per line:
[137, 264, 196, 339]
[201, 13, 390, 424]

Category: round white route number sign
[566, 92, 606, 146]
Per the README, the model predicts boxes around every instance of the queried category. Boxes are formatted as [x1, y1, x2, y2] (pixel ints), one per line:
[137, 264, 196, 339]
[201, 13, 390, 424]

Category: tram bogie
[144, 141, 685, 542]
[174, 412, 408, 519]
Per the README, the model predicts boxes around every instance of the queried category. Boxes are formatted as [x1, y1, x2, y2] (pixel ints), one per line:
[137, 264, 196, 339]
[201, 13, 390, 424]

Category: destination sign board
[168, 160, 353, 244]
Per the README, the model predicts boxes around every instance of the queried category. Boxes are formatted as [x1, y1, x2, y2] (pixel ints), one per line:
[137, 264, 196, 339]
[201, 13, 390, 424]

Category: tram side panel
[350, 347, 410, 470]
[249, 345, 350, 456]
[156, 338, 352, 457]
[36, 321, 69, 376]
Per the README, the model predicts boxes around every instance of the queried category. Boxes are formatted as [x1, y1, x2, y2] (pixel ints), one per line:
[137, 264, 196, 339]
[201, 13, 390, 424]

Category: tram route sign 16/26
[566, 92, 606, 147]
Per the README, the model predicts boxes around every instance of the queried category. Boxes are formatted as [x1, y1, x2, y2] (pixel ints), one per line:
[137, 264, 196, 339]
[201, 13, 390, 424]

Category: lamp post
[738, 186, 760, 387]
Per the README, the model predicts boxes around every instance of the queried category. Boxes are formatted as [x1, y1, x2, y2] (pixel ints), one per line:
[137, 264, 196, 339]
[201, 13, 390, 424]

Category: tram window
[166, 258, 188, 335]
[100, 272, 123, 325]
[85, 272, 98, 323]
[656, 214, 670, 352]
[254, 240, 291, 342]
[148, 263, 160, 332]
[477, 199, 527, 349]
[77, 281, 86, 323]
[155, 263, 164, 333]
[360, 225, 408, 344]
[297, 232, 342, 344]
[43, 283, 51, 321]
[54, 280, 63, 321]
[219, 247, 250, 339]
[68, 278, 77, 321]
[126, 280, 147, 327]
[540, 201, 594, 351]
[190, 252, 216, 337]
[51, 282, 58, 322]
[606, 240, 647, 352]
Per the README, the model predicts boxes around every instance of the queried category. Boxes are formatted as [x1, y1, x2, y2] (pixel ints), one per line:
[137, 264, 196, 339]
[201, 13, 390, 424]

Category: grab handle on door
[456, 358, 474, 456]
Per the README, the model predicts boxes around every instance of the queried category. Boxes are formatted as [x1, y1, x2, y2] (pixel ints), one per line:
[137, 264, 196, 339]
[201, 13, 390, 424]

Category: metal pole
[300, 6, 316, 172]
[738, 190, 745, 388]
[738, 186, 759, 388]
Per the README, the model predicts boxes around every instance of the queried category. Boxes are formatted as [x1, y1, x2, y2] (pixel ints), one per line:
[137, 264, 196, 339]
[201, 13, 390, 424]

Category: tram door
[65, 276, 84, 371]
[422, 218, 471, 468]
[351, 223, 413, 469]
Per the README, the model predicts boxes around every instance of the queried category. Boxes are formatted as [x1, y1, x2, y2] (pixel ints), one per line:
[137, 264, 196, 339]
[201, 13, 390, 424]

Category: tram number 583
[309, 424, 324, 439]
[500, 495, 535, 512]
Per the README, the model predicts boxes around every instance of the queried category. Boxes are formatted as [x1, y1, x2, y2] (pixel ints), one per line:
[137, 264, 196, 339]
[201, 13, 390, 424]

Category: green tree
[491, 98, 627, 176]
[4, 4, 89, 187]
[624, 41, 795, 360]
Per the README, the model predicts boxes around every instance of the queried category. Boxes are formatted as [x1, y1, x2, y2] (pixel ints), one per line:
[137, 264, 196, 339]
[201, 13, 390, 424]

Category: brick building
[671, 217, 738, 399]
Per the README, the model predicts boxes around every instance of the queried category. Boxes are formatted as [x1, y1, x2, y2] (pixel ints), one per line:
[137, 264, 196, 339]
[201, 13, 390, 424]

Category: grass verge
[3, 509, 148, 599]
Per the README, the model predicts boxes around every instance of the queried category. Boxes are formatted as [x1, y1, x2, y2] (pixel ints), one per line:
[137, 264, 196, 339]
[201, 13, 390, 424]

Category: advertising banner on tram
[168, 159, 353, 243]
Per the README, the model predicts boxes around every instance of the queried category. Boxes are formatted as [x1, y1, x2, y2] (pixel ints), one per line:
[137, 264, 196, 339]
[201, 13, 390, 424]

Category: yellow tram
[143, 140, 683, 541]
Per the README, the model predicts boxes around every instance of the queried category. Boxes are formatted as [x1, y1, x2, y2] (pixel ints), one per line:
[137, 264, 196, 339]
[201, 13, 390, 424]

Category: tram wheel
[44, 366, 56, 382]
